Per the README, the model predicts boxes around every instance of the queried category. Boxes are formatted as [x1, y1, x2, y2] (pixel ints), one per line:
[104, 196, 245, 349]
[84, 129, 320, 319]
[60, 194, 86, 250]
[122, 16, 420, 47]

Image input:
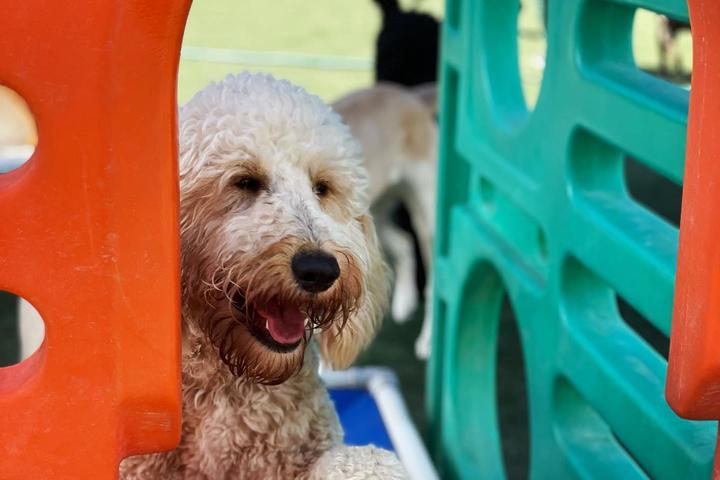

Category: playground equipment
[0, 2, 430, 478]
[0, 0, 191, 477]
[3, 0, 720, 478]
[667, 0, 720, 473]
[428, 0, 717, 478]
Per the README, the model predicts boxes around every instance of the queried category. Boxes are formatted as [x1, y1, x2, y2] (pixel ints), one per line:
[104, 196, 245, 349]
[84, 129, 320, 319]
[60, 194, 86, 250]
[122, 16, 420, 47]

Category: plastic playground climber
[429, 0, 720, 478]
[2, 0, 720, 478]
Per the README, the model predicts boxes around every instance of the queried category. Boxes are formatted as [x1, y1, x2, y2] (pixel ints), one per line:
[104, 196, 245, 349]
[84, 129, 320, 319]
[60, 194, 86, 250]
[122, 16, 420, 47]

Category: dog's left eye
[234, 176, 263, 193]
[314, 181, 330, 197]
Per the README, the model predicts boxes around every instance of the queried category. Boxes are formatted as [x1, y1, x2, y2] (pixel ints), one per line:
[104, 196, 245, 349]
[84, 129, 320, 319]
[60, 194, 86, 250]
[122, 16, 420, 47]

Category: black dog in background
[374, 0, 440, 86]
[372, 0, 440, 297]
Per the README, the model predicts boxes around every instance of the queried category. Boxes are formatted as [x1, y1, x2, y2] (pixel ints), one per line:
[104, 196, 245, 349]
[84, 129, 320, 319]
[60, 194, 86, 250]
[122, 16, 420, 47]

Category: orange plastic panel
[0, 1, 190, 478]
[666, 0, 720, 474]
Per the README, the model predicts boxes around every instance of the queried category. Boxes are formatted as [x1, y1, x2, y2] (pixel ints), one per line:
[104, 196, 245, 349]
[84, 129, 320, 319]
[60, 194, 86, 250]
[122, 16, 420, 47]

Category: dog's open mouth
[232, 292, 306, 353]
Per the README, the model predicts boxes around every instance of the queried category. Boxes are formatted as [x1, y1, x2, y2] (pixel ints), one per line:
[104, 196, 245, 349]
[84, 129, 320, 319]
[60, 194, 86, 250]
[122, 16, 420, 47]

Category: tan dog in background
[333, 83, 437, 360]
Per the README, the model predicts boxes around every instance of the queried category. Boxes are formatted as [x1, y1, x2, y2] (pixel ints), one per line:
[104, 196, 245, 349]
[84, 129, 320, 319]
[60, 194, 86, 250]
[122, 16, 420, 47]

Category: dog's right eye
[234, 176, 263, 193]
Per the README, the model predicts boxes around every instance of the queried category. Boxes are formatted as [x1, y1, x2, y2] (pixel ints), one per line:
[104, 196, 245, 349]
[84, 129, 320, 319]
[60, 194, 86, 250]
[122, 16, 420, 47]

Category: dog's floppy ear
[319, 214, 390, 369]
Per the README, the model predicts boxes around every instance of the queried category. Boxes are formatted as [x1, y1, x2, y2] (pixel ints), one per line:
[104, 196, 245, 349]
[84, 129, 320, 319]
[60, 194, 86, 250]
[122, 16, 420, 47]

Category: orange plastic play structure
[666, 0, 720, 476]
[0, 1, 191, 478]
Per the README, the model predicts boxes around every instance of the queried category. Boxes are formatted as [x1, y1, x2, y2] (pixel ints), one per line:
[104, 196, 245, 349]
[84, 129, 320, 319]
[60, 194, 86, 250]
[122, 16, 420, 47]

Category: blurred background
[178, 0, 444, 104]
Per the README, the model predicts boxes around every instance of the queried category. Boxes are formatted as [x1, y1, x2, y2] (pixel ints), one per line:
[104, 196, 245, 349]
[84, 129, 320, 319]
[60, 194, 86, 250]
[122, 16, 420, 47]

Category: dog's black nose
[291, 250, 340, 293]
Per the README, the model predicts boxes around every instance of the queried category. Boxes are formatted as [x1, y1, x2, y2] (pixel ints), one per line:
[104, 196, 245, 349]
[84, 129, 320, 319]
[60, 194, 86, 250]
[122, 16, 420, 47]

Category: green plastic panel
[427, 0, 717, 478]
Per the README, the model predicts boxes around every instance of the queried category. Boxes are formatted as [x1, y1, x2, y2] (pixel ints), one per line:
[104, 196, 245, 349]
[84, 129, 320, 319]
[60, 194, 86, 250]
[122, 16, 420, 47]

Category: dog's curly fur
[120, 72, 406, 479]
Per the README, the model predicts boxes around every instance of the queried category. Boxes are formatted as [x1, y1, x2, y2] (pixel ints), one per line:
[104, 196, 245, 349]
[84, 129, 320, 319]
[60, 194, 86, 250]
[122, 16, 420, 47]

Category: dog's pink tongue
[258, 304, 306, 344]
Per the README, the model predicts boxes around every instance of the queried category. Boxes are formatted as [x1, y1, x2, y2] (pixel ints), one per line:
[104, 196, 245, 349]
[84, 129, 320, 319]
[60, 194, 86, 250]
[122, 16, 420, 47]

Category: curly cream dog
[120, 73, 406, 479]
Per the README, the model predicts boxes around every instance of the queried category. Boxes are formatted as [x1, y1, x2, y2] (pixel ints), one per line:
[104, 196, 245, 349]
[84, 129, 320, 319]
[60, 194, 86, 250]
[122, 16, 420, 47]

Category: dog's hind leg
[402, 182, 436, 360]
[404, 204, 433, 359]
[378, 214, 419, 323]
[415, 271, 433, 360]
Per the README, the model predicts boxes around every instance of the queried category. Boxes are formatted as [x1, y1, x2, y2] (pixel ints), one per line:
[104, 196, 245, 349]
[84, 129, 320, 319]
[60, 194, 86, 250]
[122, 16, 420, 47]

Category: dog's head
[178, 73, 388, 384]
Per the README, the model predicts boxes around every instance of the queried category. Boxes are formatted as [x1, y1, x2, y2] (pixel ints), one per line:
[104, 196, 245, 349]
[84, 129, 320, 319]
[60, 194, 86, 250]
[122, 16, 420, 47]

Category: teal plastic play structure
[427, 0, 716, 478]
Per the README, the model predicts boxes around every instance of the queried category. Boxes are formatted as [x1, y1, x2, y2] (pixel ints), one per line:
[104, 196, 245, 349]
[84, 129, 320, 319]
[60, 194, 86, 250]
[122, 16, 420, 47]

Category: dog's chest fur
[120, 337, 342, 480]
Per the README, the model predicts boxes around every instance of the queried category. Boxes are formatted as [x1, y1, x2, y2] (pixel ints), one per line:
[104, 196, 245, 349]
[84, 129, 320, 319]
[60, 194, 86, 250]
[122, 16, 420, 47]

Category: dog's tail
[374, 0, 400, 16]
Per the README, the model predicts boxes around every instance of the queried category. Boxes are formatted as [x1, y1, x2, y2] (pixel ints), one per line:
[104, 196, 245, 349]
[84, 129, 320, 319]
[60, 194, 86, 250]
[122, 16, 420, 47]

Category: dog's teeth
[265, 320, 270, 331]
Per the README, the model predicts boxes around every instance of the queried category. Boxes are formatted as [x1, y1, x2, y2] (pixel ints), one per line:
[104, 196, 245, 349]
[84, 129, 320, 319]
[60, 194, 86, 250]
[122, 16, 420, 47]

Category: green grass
[178, 0, 444, 103]
[518, 0, 546, 108]
[634, 8, 692, 71]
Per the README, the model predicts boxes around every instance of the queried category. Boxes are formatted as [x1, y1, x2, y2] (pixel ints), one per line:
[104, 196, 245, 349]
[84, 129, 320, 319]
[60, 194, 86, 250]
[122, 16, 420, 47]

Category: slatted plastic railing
[428, 0, 717, 478]
[667, 0, 720, 478]
[0, 1, 190, 478]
